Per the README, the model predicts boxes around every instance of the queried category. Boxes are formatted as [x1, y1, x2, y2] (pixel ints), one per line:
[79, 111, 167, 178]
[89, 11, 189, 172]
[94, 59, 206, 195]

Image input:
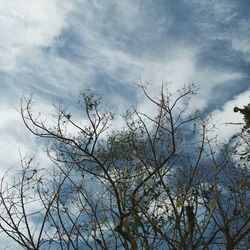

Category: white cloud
[231, 19, 250, 61]
[0, 0, 73, 71]
[210, 90, 250, 142]
[0, 2, 249, 247]
[0, 0, 249, 175]
[138, 48, 197, 88]
[184, 0, 237, 26]
[0, 98, 56, 177]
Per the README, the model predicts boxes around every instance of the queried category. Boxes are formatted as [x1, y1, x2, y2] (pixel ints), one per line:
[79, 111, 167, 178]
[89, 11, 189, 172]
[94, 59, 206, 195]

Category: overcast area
[0, 0, 250, 175]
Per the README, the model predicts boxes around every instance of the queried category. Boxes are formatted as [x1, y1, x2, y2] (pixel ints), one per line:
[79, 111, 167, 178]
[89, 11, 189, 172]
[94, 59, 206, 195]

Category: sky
[0, 0, 250, 176]
[0, 1, 250, 248]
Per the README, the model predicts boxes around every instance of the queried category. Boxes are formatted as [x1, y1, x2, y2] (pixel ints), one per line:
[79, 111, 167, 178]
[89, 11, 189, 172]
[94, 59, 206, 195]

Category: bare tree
[0, 84, 249, 249]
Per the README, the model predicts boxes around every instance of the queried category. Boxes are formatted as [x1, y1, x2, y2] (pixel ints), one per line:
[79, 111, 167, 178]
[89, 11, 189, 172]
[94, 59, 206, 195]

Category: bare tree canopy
[0, 84, 249, 250]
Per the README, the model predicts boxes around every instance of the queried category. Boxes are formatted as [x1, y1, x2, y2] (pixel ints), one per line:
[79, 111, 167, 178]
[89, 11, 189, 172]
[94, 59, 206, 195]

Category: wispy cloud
[0, 0, 73, 71]
[0, 0, 249, 175]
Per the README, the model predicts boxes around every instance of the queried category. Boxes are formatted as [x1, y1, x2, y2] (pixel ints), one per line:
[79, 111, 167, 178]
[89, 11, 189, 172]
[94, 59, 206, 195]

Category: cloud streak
[0, 0, 249, 175]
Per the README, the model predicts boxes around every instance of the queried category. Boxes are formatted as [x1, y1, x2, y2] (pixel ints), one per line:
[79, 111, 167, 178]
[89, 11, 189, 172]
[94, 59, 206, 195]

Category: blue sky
[0, 1, 250, 176]
[0, 1, 250, 248]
